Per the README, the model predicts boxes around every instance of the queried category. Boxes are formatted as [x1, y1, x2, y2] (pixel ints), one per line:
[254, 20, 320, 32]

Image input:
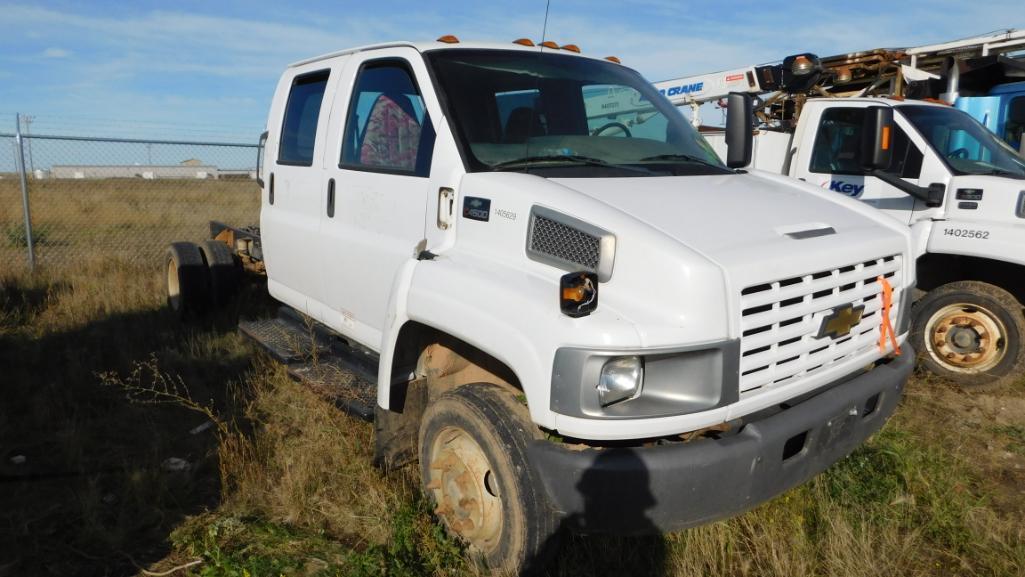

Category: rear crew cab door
[317, 48, 440, 349]
[792, 103, 922, 224]
[261, 62, 340, 315]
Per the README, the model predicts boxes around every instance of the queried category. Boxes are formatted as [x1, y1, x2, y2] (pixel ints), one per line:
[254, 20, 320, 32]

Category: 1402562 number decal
[943, 228, 990, 240]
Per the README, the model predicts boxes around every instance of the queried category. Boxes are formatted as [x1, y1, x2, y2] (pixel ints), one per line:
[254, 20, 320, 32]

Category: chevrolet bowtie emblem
[817, 304, 865, 339]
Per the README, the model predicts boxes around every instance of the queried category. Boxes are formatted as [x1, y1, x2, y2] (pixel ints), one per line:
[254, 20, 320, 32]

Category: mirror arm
[867, 169, 944, 207]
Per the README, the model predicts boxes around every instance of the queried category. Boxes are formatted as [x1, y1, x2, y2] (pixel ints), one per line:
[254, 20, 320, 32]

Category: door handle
[327, 178, 336, 218]
[269, 173, 275, 205]
[437, 187, 455, 229]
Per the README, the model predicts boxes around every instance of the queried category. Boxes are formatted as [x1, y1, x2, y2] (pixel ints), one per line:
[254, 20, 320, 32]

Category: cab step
[239, 308, 379, 420]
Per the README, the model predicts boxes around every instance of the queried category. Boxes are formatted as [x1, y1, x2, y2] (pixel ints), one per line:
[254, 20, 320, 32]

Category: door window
[340, 61, 434, 176]
[278, 70, 330, 166]
[810, 108, 922, 178]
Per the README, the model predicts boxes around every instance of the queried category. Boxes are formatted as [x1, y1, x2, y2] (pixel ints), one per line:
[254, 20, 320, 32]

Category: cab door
[316, 48, 439, 349]
[261, 65, 337, 314]
[793, 104, 924, 224]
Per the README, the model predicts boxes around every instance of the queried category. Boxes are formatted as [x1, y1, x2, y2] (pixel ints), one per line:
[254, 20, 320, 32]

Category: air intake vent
[526, 206, 616, 281]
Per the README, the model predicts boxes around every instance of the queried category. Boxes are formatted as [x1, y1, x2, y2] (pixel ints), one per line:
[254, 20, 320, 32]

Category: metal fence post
[14, 113, 35, 270]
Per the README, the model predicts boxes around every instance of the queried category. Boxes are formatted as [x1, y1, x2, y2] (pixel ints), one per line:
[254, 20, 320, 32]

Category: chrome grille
[529, 214, 601, 271]
[738, 255, 902, 396]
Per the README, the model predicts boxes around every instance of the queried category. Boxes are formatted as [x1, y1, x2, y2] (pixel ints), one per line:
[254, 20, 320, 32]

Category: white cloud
[41, 47, 70, 58]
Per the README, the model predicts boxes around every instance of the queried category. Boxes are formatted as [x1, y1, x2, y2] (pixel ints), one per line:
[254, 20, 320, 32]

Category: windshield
[424, 49, 728, 176]
[898, 104, 1025, 179]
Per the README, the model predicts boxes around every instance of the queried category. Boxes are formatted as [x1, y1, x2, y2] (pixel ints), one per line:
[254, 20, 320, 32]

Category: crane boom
[653, 28, 1025, 126]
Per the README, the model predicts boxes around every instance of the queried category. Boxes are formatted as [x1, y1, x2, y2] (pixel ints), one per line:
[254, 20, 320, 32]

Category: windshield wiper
[490, 154, 655, 175]
[637, 153, 730, 172]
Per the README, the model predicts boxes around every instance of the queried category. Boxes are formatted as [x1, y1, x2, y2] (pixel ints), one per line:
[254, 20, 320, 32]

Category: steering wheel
[947, 147, 970, 159]
[593, 122, 632, 137]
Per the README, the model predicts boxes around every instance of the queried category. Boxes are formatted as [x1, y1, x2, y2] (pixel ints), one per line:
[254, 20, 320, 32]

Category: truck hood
[549, 172, 908, 284]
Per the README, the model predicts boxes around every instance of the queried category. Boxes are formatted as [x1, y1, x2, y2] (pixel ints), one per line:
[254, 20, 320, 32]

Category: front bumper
[527, 348, 913, 534]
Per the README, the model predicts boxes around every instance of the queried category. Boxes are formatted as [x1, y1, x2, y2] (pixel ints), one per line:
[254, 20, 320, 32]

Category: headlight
[597, 356, 643, 407]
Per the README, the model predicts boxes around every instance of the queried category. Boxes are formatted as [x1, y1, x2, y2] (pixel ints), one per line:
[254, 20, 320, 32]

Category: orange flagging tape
[877, 275, 901, 356]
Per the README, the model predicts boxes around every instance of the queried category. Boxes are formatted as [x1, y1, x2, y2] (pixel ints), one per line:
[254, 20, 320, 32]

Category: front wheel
[418, 384, 558, 575]
[911, 281, 1025, 390]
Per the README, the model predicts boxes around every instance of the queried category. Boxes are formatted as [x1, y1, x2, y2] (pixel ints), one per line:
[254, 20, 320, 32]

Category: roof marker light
[513, 38, 535, 46]
[436, 35, 460, 44]
[560, 44, 581, 53]
[540, 41, 559, 49]
[604, 56, 622, 64]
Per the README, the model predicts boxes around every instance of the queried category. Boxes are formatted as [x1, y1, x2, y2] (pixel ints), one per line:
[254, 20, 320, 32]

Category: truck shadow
[0, 276, 270, 576]
[524, 450, 668, 577]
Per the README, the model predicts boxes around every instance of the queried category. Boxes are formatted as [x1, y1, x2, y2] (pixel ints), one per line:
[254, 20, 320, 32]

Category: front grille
[738, 255, 902, 396]
[529, 213, 602, 271]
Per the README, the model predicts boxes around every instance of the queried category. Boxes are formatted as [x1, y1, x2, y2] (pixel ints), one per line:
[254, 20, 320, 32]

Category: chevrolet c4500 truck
[166, 37, 915, 574]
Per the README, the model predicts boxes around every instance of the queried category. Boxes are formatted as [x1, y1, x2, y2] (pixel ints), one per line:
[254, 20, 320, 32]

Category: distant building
[51, 164, 221, 180]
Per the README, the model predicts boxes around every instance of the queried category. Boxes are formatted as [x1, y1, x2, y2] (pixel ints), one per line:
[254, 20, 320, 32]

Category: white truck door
[262, 66, 337, 314]
[316, 49, 438, 349]
[792, 104, 923, 224]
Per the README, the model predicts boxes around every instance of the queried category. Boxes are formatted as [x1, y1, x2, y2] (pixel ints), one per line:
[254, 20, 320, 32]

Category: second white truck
[704, 96, 1025, 389]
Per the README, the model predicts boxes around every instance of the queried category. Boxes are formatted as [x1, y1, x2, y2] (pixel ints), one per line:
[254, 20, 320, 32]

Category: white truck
[645, 47, 1025, 389]
[166, 38, 914, 574]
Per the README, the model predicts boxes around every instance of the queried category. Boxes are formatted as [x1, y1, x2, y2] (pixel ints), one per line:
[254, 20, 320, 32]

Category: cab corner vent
[527, 206, 615, 281]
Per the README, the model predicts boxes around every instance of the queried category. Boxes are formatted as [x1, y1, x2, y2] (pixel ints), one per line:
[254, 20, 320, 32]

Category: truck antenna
[540, 0, 551, 49]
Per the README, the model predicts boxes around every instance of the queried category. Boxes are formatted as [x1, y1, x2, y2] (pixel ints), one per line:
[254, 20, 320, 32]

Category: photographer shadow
[524, 449, 668, 577]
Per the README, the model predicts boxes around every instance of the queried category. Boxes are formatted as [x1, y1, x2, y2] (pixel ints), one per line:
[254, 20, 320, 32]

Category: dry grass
[0, 178, 259, 271]
[1, 180, 1023, 576]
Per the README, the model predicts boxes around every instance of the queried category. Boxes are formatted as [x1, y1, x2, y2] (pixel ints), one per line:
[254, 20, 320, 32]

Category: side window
[810, 108, 922, 178]
[278, 70, 330, 166]
[341, 61, 435, 176]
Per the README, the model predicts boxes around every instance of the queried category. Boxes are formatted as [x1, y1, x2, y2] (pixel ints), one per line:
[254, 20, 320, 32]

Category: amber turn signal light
[560, 271, 598, 318]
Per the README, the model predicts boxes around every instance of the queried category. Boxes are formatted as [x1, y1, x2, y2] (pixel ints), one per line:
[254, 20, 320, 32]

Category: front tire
[911, 281, 1025, 390]
[418, 384, 558, 575]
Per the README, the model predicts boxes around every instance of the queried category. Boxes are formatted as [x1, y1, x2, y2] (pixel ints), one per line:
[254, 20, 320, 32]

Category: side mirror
[256, 130, 269, 188]
[725, 92, 753, 168]
[861, 107, 894, 171]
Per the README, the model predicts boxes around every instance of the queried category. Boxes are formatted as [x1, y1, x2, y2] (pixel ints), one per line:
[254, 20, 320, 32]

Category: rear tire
[199, 239, 240, 308]
[166, 242, 209, 318]
[418, 384, 559, 575]
[911, 280, 1025, 390]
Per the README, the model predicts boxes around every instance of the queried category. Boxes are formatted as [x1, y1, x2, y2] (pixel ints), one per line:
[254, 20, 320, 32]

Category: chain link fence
[1, 129, 261, 275]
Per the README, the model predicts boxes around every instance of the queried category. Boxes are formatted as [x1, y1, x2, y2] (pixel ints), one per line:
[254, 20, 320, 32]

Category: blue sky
[1, 0, 1023, 142]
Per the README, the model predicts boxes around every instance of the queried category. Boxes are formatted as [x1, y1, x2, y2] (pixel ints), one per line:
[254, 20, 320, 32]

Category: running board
[239, 308, 379, 420]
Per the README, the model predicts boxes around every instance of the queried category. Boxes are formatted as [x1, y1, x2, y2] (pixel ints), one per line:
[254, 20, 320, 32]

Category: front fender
[378, 252, 642, 430]
[926, 219, 1025, 267]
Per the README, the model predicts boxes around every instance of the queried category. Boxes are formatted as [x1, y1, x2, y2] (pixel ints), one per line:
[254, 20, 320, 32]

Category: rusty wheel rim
[426, 426, 503, 551]
[924, 303, 1007, 374]
[167, 259, 182, 312]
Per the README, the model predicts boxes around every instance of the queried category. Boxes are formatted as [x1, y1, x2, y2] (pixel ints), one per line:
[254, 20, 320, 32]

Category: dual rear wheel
[166, 240, 241, 317]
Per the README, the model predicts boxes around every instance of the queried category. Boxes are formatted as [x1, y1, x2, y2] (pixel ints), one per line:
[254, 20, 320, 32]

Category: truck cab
[711, 98, 1025, 388]
[251, 39, 915, 574]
